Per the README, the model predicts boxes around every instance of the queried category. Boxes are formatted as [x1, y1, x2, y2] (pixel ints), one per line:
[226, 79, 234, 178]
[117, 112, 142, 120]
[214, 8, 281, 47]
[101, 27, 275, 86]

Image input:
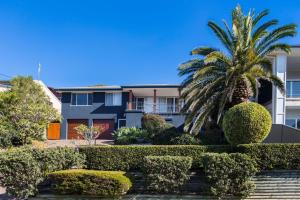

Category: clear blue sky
[0, 0, 299, 87]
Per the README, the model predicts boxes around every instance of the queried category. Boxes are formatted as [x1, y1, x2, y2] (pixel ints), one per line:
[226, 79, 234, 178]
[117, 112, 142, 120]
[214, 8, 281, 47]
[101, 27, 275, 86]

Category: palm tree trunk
[231, 77, 252, 106]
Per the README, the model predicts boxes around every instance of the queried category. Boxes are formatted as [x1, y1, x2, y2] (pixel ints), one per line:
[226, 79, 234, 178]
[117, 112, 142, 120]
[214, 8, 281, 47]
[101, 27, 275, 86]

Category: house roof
[55, 84, 181, 92]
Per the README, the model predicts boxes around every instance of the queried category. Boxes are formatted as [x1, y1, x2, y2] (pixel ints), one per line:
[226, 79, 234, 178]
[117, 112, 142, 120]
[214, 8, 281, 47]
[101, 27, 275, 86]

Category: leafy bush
[0, 76, 60, 145]
[79, 145, 232, 171]
[0, 148, 43, 199]
[239, 143, 300, 170]
[0, 147, 85, 199]
[141, 114, 166, 137]
[48, 169, 132, 197]
[113, 127, 149, 145]
[202, 153, 258, 198]
[222, 102, 272, 145]
[201, 121, 227, 145]
[142, 156, 192, 193]
[31, 147, 86, 174]
[152, 124, 182, 145]
[170, 134, 200, 145]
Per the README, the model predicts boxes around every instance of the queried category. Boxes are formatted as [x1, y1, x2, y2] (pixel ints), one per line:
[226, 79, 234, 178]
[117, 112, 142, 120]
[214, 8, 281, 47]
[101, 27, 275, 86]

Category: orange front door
[47, 122, 61, 140]
[67, 119, 88, 139]
[93, 119, 115, 140]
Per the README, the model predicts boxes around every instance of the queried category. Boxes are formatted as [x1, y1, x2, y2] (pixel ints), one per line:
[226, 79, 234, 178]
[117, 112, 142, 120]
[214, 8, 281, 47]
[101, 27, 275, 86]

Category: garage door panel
[68, 119, 88, 139]
[93, 119, 114, 140]
[47, 123, 61, 140]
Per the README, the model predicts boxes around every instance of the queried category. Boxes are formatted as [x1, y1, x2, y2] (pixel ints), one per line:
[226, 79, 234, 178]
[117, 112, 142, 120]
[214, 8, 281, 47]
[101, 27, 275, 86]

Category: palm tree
[179, 5, 296, 134]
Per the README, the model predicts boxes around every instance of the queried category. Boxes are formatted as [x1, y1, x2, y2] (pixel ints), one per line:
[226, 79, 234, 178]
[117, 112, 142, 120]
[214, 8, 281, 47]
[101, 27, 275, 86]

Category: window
[285, 118, 300, 129]
[158, 97, 179, 113]
[286, 119, 296, 128]
[105, 92, 122, 106]
[287, 81, 300, 98]
[71, 93, 93, 106]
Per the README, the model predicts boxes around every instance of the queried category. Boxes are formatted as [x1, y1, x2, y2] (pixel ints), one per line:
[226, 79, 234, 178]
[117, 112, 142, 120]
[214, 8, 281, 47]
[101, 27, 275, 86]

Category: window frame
[70, 93, 93, 106]
[105, 92, 122, 106]
[285, 118, 300, 129]
[286, 80, 300, 98]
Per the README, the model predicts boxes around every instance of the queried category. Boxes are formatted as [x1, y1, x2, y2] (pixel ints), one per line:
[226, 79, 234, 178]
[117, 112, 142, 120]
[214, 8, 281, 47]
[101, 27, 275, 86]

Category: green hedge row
[238, 143, 300, 170]
[48, 169, 132, 197]
[0, 147, 85, 199]
[202, 153, 258, 198]
[142, 156, 192, 193]
[79, 145, 233, 171]
[79, 144, 300, 171]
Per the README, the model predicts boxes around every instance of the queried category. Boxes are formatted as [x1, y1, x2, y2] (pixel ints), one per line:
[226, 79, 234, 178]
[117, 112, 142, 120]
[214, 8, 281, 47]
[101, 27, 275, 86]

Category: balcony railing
[287, 81, 300, 98]
[127, 101, 183, 114]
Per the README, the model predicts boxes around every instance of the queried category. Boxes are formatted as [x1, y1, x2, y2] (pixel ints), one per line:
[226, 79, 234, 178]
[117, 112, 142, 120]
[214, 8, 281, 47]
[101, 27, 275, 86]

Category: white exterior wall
[272, 54, 287, 124]
[34, 80, 62, 114]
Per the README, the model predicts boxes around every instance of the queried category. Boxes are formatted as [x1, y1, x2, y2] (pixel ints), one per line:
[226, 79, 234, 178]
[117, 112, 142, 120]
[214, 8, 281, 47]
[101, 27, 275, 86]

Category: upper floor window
[287, 81, 300, 98]
[71, 93, 93, 106]
[105, 92, 122, 106]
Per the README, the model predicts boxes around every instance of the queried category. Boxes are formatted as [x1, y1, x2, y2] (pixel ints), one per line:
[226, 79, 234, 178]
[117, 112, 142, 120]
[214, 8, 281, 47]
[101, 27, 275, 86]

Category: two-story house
[271, 46, 300, 129]
[55, 84, 185, 140]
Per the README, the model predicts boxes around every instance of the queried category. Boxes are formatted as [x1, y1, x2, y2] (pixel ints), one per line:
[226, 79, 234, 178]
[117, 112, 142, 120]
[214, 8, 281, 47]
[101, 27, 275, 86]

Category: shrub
[201, 121, 227, 145]
[142, 156, 192, 193]
[239, 143, 300, 170]
[202, 153, 258, 198]
[48, 169, 132, 197]
[152, 124, 182, 145]
[79, 145, 232, 171]
[31, 147, 86, 174]
[141, 114, 166, 136]
[0, 147, 85, 199]
[170, 134, 200, 145]
[113, 127, 149, 145]
[222, 102, 272, 145]
[0, 148, 43, 199]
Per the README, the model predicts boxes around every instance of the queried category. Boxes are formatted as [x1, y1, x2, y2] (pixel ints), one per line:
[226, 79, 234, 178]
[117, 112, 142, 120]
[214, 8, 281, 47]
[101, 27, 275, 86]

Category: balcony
[126, 101, 183, 114]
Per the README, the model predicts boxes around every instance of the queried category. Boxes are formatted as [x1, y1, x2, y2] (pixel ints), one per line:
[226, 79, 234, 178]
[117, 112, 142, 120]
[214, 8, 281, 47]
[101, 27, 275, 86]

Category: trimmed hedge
[0, 148, 42, 199]
[239, 143, 300, 170]
[142, 156, 192, 193]
[79, 145, 233, 171]
[48, 169, 132, 197]
[202, 153, 258, 198]
[0, 147, 85, 199]
[223, 102, 272, 145]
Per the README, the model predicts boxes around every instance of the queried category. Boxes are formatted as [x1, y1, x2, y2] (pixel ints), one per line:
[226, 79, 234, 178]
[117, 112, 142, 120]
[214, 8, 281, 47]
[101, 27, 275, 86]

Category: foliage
[113, 127, 150, 145]
[239, 143, 300, 170]
[79, 145, 232, 171]
[201, 121, 227, 145]
[0, 148, 43, 199]
[0, 147, 85, 199]
[202, 153, 258, 198]
[0, 76, 60, 145]
[142, 156, 192, 193]
[31, 147, 86, 175]
[152, 124, 182, 145]
[48, 169, 132, 197]
[222, 102, 272, 145]
[75, 124, 101, 145]
[170, 134, 200, 145]
[141, 114, 166, 137]
[178, 5, 296, 133]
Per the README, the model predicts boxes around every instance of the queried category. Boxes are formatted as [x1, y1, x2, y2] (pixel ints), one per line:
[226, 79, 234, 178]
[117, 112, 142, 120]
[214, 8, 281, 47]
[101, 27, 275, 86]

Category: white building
[271, 46, 300, 129]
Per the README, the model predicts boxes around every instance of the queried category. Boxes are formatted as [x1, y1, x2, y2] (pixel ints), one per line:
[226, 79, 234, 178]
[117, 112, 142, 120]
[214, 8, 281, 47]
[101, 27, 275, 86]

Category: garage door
[47, 122, 61, 140]
[93, 119, 115, 140]
[67, 119, 88, 139]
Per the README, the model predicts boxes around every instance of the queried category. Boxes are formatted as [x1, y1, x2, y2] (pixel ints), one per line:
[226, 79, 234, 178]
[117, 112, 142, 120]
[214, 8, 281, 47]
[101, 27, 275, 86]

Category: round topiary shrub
[48, 169, 132, 197]
[222, 102, 272, 145]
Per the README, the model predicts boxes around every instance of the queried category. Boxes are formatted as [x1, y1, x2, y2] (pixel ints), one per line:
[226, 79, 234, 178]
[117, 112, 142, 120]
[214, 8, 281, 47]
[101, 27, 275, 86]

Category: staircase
[247, 170, 300, 199]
